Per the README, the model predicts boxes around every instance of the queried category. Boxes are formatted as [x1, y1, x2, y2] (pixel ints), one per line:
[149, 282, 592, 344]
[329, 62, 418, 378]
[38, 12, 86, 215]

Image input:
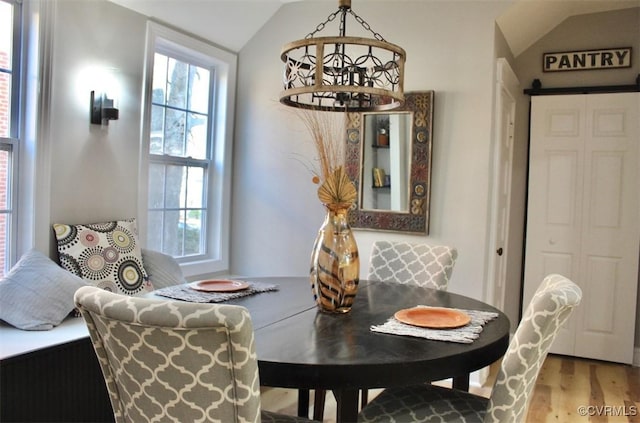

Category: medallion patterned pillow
[53, 219, 153, 296]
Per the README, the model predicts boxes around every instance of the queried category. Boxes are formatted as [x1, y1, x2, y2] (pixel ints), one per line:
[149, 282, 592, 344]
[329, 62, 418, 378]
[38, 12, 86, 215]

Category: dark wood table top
[225, 277, 510, 422]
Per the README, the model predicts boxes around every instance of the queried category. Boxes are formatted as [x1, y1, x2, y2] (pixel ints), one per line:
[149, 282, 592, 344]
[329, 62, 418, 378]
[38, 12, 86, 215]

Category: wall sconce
[90, 91, 119, 125]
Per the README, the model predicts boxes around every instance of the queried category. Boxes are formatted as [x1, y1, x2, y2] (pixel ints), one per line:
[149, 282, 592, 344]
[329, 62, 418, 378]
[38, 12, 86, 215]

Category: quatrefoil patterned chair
[310, 240, 459, 420]
[357, 274, 582, 423]
[74, 286, 316, 423]
[367, 240, 458, 289]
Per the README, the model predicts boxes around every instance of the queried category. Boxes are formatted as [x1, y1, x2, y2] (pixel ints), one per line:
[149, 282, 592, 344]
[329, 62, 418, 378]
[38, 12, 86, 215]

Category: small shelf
[371, 144, 390, 149]
[372, 184, 391, 189]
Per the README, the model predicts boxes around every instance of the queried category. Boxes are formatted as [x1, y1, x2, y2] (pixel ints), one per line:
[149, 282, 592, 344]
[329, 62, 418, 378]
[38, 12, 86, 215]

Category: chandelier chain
[305, 8, 386, 42]
[347, 9, 385, 42]
[305, 10, 340, 39]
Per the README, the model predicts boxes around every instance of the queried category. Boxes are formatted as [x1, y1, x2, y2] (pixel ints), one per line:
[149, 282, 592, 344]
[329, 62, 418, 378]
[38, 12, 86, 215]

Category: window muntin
[148, 52, 212, 259]
[1, 0, 14, 139]
[150, 53, 211, 159]
[0, 145, 12, 276]
[0, 0, 20, 276]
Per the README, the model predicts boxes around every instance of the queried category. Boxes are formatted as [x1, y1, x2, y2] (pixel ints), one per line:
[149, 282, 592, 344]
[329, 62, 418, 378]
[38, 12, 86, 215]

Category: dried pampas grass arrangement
[296, 109, 345, 182]
[296, 109, 357, 206]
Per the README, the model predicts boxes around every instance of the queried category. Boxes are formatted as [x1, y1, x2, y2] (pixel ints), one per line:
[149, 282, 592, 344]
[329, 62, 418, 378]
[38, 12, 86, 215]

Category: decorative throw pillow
[0, 249, 88, 330]
[53, 218, 153, 296]
[141, 248, 186, 289]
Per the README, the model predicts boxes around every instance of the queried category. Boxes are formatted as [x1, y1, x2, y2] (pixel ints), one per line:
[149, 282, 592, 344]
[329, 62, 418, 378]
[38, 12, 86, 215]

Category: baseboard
[471, 368, 487, 387]
[440, 367, 488, 390]
[634, 347, 640, 367]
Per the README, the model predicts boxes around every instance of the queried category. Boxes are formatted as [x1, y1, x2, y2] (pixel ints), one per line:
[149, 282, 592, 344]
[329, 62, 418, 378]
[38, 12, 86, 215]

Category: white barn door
[523, 92, 639, 364]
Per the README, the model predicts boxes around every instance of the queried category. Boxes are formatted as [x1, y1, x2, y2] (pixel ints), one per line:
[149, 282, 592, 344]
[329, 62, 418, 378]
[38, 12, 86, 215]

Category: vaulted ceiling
[108, 0, 640, 55]
[496, 0, 639, 56]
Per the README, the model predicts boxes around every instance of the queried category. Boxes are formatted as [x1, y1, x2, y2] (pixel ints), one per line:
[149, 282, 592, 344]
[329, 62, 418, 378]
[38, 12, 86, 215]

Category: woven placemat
[370, 306, 499, 344]
[153, 281, 278, 303]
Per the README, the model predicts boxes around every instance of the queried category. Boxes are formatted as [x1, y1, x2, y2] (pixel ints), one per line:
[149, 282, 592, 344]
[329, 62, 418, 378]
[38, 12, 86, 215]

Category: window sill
[180, 257, 229, 280]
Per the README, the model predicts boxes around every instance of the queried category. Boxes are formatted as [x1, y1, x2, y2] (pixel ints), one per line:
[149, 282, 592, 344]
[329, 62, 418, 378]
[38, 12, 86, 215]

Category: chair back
[367, 240, 458, 289]
[484, 274, 582, 422]
[74, 286, 261, 423]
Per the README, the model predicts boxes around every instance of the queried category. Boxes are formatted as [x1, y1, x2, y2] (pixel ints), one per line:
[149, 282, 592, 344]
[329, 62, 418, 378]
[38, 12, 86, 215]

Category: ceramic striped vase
[309, 203, 360, 313]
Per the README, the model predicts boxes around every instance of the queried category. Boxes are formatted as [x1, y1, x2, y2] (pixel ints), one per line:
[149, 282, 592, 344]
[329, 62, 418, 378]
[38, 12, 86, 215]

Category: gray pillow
[0, 249, 88, 330]
[141, 248, 186, 289]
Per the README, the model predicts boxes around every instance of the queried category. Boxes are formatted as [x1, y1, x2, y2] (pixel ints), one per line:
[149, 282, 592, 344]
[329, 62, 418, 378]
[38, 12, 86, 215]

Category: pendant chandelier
[280, 0, 406, 112]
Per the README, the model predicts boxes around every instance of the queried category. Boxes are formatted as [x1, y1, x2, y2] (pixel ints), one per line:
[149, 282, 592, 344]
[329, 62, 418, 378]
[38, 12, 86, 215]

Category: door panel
[589, 153, 623, 228]
[583, 256, 618, 333]
[545, 152, 579, 226]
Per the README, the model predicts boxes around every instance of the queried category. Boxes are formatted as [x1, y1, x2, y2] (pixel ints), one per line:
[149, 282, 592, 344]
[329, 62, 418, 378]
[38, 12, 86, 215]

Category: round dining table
[222, 277, 510, 423]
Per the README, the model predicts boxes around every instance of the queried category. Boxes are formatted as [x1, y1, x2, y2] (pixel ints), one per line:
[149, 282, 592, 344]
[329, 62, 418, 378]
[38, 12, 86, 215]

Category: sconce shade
[90, 91, 119, 125]
[280, 0, 406, 112]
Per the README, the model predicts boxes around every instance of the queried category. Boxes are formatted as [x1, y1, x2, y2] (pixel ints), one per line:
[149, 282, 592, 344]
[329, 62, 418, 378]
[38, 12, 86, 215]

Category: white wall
[232, 1, 510, 302]
[43, 0, 146, 253]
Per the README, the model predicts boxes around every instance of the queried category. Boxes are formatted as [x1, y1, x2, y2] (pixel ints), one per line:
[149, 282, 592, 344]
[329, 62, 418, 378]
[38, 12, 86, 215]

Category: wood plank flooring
[527, 355, 639, 423]
[260, 354, 640, 422]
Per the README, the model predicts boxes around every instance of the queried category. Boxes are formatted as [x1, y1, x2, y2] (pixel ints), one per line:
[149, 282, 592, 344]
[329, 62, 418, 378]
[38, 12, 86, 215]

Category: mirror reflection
[360, 113, 412, 212]
[345, 91, 434, 234]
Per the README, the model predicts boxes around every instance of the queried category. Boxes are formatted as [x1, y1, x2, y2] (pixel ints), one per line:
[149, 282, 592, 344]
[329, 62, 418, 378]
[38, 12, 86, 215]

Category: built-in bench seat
[0, 318, 114, 422]
[0, 315, 88, 360]
[0, 248, 186, 422]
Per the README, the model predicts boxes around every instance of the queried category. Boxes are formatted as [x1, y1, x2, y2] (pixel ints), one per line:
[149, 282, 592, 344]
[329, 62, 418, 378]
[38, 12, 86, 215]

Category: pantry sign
[543, 47, 632, 72]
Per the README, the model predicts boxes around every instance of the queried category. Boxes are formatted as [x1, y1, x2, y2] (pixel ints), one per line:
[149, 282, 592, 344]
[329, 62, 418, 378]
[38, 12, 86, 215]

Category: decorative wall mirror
[345, 91, 434, 234]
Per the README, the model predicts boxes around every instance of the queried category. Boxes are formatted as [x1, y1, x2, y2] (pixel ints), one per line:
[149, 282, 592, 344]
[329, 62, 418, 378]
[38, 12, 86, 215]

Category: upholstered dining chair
[74, 286, 317, 423]
[357, 273, 582, 423]
[310, 240, 459, 420]
[367, 240, 458, 289]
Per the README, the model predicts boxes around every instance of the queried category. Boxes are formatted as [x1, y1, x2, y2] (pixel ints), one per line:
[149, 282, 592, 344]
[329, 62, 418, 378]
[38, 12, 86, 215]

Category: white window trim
[139, 22, 236, 277]
[16, 0, 55, 259]
[1, 0, 21, 272]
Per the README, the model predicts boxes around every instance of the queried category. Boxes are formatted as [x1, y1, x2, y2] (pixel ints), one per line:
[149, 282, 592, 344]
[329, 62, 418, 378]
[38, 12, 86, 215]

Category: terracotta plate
[394, 306, 471, 329]
[190, 279, 250, 293]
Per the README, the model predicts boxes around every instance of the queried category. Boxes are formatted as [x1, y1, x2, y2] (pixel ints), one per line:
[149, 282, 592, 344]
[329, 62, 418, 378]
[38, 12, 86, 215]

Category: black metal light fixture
[280, 0, 406, 112]
[90, 90, 119, 125]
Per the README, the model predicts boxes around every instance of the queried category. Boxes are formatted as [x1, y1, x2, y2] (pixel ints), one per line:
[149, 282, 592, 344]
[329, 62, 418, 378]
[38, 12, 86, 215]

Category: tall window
[148, 53, 211, 258]
[143, 23, 236, 276]
[0, 0, 20, 276]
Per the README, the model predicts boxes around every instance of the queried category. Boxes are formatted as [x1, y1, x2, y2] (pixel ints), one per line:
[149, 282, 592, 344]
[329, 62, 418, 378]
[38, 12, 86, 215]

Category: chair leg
[308, 387, 370, 419]
[313, 389, 326, 421]
[360, 389, 369, 408]
[298, 389, 310, 418]
[452, 374, 470, 391]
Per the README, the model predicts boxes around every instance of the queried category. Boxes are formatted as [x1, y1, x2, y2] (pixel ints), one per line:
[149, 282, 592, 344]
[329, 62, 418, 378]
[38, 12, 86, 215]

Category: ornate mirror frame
[345, 91, 434, 234]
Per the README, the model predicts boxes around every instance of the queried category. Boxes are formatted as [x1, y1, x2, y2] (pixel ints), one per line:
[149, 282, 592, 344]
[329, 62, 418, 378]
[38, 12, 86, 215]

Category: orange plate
[190, 279, 250, 293]
[394, 306, 471, 329]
